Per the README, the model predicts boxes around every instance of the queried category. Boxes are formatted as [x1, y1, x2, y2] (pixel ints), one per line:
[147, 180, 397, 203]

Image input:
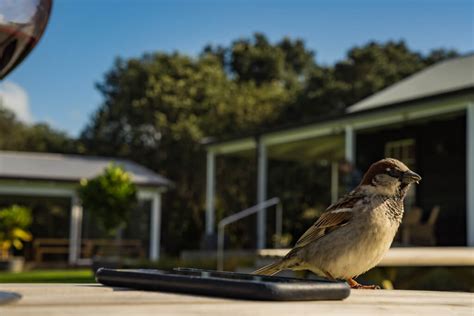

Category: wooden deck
[258, 247, 474, 266]
[0, 284, 472, 315]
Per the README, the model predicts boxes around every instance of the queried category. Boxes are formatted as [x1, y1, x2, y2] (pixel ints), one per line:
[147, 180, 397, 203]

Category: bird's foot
[346, 278, 381, 290]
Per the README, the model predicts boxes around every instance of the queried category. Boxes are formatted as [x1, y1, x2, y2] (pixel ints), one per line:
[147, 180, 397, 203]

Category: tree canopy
[0, 106, 76, 153]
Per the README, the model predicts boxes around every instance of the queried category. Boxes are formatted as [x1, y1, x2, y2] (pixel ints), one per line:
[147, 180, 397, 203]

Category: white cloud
[0, 81, 33, 123]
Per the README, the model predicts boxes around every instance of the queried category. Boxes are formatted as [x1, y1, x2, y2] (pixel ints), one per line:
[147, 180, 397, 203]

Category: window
[384, 139, 415, 168]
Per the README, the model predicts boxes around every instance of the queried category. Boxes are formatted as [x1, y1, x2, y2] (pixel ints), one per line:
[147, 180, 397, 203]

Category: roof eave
[0, 175, 173, 189]
[203, 86, 474, 148]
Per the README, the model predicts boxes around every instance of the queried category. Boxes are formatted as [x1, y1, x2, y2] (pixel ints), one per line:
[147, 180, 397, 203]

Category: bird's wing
[293, 191, 363, 248]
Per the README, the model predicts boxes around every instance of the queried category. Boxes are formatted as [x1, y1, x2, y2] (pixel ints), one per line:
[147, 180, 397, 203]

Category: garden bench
[33, 238, 145, 263]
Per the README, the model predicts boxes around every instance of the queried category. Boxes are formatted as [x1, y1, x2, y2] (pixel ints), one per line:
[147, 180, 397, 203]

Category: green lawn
[0, 269, 95, 283]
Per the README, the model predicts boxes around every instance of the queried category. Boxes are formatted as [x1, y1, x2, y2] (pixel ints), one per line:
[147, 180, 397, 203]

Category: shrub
[78, 164, 137, 236]
[0, 205, 32, 259]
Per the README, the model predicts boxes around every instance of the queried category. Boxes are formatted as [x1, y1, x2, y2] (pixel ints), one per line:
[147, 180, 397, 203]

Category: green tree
[287, 41, 459, 120]
[0, 105, 76, 153]
[78, 164, 137, 236]
[203, 33, 315, 88]
[423, 48, 458, 66]
[80, 52, 291, 252]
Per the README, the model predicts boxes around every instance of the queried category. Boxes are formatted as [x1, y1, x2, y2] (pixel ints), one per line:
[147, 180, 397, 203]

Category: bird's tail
[253, 261, 285, 276]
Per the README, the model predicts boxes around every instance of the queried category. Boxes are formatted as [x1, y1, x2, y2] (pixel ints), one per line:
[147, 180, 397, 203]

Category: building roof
[0, 151, 172, 187]
[348, 54, 474, 112]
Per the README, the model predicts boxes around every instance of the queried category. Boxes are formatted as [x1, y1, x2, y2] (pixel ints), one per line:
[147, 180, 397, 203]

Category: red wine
[0, 25, 37, 79]
[0, 0, 52, 79]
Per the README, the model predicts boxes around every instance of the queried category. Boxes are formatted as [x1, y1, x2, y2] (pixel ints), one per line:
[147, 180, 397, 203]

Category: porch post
[68, 195, 83, 265]
[331, 161, 339, 203]
[150, 192, 162, 260]
[345, 125, 355, 163]
[257, 138, 268, 249]
[205, 151, 216, 236]
[467, 103, 474, 246]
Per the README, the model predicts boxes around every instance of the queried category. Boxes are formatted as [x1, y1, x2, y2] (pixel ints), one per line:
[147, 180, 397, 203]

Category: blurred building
[204, 54, 474, 248]
[0, 151, 172, 265]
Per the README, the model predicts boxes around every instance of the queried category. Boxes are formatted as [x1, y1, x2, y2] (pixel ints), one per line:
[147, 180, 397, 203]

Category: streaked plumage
[254, 158, 421, 289]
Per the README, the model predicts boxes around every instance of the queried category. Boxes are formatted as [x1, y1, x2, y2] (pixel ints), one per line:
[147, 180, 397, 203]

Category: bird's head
[359, 158, 421, 198]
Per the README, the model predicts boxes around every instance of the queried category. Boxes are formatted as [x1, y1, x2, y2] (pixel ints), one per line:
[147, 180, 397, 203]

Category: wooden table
[0, 284, 472, 315]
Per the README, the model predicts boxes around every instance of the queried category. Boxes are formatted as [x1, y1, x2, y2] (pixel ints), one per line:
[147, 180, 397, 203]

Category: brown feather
[293, 189, 366, 248]
[294, 209, 353, 248]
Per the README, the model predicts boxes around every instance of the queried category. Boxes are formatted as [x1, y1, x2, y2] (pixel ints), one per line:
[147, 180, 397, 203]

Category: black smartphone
[95, 267, 350, 301]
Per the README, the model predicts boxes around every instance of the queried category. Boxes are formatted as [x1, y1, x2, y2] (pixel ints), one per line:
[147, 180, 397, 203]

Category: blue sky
[2, 0, 473, 136]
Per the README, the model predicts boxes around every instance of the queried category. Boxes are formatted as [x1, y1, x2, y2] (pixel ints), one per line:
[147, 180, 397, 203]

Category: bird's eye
[386, 168, 401, 178]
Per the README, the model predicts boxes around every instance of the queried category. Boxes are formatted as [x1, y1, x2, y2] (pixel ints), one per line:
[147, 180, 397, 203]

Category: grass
[0, 269, 95, 283]
[0, 256, 252, 284]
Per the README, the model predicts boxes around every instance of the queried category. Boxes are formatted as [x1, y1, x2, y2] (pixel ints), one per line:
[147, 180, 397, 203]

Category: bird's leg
[346, 278, 380, 289]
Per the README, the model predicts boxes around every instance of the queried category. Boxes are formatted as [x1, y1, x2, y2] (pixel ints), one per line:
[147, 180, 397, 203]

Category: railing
[217, 197, 283, 271]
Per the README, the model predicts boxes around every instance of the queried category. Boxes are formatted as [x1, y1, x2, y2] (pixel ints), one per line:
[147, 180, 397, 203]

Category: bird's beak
[402, 170, 422, 184]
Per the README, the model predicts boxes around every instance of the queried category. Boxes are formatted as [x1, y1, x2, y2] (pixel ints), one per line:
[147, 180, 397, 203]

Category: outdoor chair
[401, 206, 440, 246]
[400, 207, 423, 245]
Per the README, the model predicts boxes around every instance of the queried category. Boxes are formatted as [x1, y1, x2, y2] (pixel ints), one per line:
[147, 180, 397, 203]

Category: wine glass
[0, 0, 52, 79]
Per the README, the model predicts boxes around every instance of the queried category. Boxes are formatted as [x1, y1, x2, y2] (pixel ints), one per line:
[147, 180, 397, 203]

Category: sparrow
[254, 158, 421, 289]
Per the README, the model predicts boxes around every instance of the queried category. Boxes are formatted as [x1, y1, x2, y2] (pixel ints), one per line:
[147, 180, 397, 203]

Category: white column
[257, 139, 268, 249]
[345, 125, 355, 163]
[68, 195, 83, 265]
[331, 161, 339, 203]
[150, 192, 162, 260]
[205, 151, 216, 235]
[467, 103, 474, 246]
